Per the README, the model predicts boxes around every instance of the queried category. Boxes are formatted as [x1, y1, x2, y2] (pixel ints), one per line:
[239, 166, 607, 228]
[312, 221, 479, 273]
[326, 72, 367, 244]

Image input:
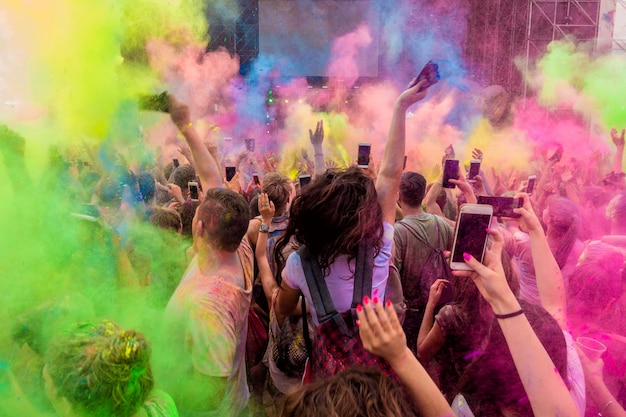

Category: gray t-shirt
[393, 213, 454, 308]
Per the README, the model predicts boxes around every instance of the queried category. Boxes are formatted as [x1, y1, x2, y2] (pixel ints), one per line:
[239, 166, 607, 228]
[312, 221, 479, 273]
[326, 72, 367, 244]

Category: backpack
[397, 217, 455, 310]
[299, 243, 400, 384]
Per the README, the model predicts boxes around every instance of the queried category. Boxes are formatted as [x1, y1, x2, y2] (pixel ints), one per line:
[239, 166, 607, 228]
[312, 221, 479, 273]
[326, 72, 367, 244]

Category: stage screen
[259, 0, 380, 78]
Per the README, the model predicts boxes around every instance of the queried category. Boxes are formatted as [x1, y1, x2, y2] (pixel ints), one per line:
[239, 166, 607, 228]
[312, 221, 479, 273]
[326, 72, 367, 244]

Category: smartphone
[138, 91, 169, 113]
[526, 175, 537, 196]
[253, 173, 260, 185]
[549, 144, 563, 163]
[450, 204, 493, 270]
[299, 174, 312, 189]
[403, 155, 408, 170]
[408, 60, 440, 91]
[357, 143, 371, 169]
[245, 138, 255, 152]
[468, 159, 481, 182]
[443, 159, 459, 188]
[225, 166, 236, 182]
[188, 181, 199, 201]
[477, 196, 521, 218]
[172, 158, 180, 168]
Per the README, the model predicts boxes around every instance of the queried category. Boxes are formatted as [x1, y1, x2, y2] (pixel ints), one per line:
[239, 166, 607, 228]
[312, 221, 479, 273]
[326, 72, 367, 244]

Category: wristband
[494, 309, 524, 319]
[599, 400, 616, 416]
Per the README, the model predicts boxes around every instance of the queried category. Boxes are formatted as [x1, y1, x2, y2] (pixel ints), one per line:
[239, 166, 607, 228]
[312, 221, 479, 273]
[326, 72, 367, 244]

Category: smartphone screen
[357, 143, 371, 168]
[225, 166, 236, 182]
[173, 158, 180, 168]
[253, 173, 260, 185]
[299, 174, 312, 188]
[468, 160, 481, 182]
[451, 212, 492, 264]
[443, 159, 459, 188]
[526, 175, 536, 196]
[245, 138, 255, 152]
[477, 196, 521, 218]
[188, 182, 199, 201]
[403, 155, 408, 170]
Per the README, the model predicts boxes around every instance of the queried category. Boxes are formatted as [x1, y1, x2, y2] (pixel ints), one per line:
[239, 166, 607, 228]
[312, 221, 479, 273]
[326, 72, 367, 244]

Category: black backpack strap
[298, 246, 349, 334]
[352, 241, 374, 308]
[301, 295, 312, 356]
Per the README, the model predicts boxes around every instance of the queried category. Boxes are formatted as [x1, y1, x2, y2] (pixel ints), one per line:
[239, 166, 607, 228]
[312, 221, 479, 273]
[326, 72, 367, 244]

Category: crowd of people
[1, 76, 625, 417]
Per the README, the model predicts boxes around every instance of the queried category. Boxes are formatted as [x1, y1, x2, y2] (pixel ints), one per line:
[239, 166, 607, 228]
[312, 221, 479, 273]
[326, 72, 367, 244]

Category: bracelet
[599, 400, 616, 416]
[494, 309, 524, 319]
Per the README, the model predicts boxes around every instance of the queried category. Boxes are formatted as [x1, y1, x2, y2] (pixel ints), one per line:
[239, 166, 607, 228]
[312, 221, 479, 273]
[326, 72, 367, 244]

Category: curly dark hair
[45, 320, 154, 417]
[280, 366, 417, 417]
[273, 167, 383, 279]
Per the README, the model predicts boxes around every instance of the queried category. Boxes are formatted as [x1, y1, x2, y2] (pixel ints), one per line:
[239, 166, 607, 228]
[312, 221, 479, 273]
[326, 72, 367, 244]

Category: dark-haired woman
[274, 81, 429, 351]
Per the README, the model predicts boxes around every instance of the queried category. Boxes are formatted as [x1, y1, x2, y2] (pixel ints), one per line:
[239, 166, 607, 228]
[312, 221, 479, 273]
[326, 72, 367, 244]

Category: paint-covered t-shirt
[282, 222, 394, 326]
[163, 239, 253, 417]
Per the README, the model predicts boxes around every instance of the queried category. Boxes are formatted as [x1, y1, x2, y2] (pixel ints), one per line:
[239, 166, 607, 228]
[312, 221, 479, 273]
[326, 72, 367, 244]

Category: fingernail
[357, 304, 363, 312]
[386, 300, 392, 308]
[356, 319, 360, 327]
[363, 296, 370, 305]
[463, 252, 471, 261]
[373, 288, 379, 297]
[373, 297, 379, 305]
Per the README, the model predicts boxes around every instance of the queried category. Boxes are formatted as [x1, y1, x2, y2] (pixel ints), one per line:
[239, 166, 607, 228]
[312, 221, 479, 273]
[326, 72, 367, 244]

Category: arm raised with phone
[377, 79, 429, 224]
[452, 229, 579, 417]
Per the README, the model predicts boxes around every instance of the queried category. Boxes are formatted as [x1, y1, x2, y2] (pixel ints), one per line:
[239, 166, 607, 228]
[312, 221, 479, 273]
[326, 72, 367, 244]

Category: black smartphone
[409, 60, 440, 91]
[526, 175, 536, 196]
[549, 144, 563, 163]
[357, 143, 371, 168]
[299, 174, 312, 189]
[138, 91, 169, 113]
[443, 159, 459, 188]
[245, 138, 255, 152]
[450, 204, 493, 270]
[403, 155, 408, 170]
[253, 173, 260, 185]
[188, 182, 199, 201]
[468, 159, 481, 182]
[477, 196, 522, 218]
[172, 158, 180, 168]
[225, 166, 236, 182]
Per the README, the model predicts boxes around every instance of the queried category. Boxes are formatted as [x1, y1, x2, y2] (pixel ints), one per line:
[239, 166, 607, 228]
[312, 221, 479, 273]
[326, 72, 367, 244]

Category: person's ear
[196, 220, 204, 237]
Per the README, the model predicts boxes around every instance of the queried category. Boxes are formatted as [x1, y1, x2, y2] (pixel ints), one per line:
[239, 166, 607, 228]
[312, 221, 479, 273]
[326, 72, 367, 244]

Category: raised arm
[611, 128, 625, 174]
[378, 80, 428, 224]
[168, 95, 222, 189]
[455, 229, 579, 417]
[511, 193, 568, 330]
[255, 193, 278, 304]
[309, 120, 325, 179]
[357, 298, 454, 417]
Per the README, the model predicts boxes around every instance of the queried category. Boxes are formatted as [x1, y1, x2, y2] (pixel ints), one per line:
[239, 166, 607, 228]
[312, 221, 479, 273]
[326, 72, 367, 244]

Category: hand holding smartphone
[450, 204, 493, 270]
[468, 159, 481, 183]
[477, 196, 521, 218]
[443, 159, 460, 188]
[188, 181, 199, 201]
[357, 143, 371, 169]
[526, 175, 536, 196]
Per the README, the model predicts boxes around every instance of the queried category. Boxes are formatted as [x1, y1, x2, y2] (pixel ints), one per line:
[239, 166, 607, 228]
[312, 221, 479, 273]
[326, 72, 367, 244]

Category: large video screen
[259, 0, 380, 77]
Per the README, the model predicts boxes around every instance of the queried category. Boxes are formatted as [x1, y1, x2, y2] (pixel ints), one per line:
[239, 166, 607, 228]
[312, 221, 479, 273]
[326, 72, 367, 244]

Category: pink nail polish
[356, 319, 361, 327]
[373, 297, 379, 305]
[357, 304, 363, 312]
[463, 252, 471, 261]
[373, 288, 379, 297]
[363, 296, 370, 305]
[386, 300, 392, 308]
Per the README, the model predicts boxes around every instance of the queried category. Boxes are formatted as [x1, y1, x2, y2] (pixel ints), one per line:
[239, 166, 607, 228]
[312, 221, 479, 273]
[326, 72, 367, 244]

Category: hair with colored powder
[195, 188, 250, 252]
[544, 197, 580, 269]
[45, 320, 154, 417]
[280, 366, 416, 417]
[274, 166, 383, 278]
[262, 172, 292, 215]
[149, 206, 182, 233]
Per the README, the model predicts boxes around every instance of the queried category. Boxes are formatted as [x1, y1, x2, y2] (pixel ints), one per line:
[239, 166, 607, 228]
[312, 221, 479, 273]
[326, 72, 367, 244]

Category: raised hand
[258, 192, 275, 222]
[167, 95, 191, 130]
[507, 193, 543, 234]
[472, 147, 484, 161]
[427, 279, 450, 307]
[309, 120, 324, 146]
[611, 128, 625, 147]
[357, 297, 407, 365]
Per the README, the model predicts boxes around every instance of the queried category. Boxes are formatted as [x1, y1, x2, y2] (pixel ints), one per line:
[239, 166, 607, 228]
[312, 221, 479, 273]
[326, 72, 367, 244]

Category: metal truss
[614, 0, 626, 54]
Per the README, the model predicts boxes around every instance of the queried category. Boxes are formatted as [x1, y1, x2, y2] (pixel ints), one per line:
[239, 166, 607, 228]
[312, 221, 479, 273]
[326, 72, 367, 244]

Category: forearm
[377, 102, 407, 220]
[423, 181, 443, 214]
[527, 229, 568, 329]
[313, 144, 325, 178]
[492, 296, 578, 417]
[417, 303, 436, 348]
[255, 228, 278, 302]
[612, 146, 624, 173]
[180, 125, 222, 189]
[586, 375, 626, 417]
[388, 348, 454, 417]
